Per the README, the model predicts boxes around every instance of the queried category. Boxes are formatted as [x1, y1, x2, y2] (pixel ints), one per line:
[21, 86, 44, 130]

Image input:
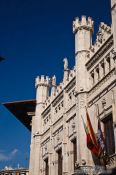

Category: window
[106, 56, 111, 72]
[96, 66, 100, 81]
[69, 92, 72, 100]
[45, 158, 49, 175]
[103, 114, 115, 156]
[57, 149, 62, 175]
[91, 71, 94, 86]
[101, 61, 105, 76]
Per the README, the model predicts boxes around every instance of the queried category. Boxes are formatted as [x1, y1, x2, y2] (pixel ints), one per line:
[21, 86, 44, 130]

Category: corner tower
[29, 75, 50, 175]
[34, 75, 50, 133]
[73, 16, 93, 92]
[73, 16, 93, 52]
[73, 16, 94, 166]
[35, 76, 50, 115]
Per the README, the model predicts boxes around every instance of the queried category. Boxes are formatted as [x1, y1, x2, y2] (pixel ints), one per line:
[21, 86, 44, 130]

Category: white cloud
[10, 149, 18, 156]
[0, 149, 19, 162]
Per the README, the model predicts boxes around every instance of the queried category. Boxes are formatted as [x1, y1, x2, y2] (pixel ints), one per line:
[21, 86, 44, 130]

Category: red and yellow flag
[86, 110, 101, 157]
[82, 110, 101, 158]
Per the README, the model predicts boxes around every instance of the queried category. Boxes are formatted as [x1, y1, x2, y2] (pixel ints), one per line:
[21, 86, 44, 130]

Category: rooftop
[3, 99, 36, 131]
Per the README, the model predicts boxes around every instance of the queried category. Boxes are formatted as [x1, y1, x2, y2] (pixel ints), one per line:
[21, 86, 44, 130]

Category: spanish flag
[82, 110, 101, 157]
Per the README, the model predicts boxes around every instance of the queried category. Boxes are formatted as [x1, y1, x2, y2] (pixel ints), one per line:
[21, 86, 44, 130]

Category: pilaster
[49, 104, 54, 175]
[62, 89, 68, 174]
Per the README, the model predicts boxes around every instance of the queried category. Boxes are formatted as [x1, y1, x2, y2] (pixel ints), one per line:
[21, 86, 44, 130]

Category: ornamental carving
[86, 36, 113, 70]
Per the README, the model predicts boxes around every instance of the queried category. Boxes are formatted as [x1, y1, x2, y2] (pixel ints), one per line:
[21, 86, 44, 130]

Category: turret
[73, 16, 94, 92]
[63, 57, 69, 83]
[35, 75, 50, 114]
[73, 16, 93, 53]
[29, 75, 50, 175]
[51, 75, 56, 96]
[35, 75, 50, 103]
[73, 16, 94, 166]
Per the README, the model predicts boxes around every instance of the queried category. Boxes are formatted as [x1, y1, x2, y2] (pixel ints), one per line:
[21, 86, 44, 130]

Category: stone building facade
[29, 1, 116, 175]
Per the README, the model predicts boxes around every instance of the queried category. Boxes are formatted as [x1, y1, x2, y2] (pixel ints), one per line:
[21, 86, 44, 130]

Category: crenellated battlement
[73, 16, 94, 33]
[100, 22, 111, 34]
[89, 22, 112, 58]
[52, 75, 56, 87]
[35, 75, 50, 88]
[42, 65, 76, 109]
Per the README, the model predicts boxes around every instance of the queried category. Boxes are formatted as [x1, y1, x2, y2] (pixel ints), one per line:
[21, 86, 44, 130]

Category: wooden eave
[2, 99, 36, 131]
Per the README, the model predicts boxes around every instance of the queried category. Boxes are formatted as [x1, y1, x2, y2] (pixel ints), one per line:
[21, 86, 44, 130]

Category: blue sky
[0, 0, 111, 170]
